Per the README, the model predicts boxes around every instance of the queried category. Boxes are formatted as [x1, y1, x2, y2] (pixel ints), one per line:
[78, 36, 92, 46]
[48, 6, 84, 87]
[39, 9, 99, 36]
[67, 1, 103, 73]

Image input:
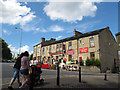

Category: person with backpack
[8, 53, 24, 89]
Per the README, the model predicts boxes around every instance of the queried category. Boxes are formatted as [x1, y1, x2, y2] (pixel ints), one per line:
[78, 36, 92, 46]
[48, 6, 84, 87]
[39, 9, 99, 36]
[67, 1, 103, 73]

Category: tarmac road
[1, 63, 119, 89]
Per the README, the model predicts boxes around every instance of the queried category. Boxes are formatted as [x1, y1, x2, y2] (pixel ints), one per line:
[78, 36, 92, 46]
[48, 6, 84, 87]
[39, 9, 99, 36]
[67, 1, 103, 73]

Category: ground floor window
[118, 51, 120, 60]
[68, 55, 72, 61]
[90, 52, 95, 60]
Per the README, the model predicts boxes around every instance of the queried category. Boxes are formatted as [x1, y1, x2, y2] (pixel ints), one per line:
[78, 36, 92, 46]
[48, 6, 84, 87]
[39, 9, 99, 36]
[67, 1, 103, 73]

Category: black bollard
[57, 63, 60, 86]
[79, 67, 81, 82]
[104, 73, 107, 81]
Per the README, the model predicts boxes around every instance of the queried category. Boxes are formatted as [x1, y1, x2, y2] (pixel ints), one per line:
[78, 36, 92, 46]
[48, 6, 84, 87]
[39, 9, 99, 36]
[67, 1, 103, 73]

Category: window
[90, 52, 95, 60]
[49, 46, 51, 52]
[69, 42, 72, 50]
[90, 37, 95, 47]
[38, 47, 40, 53]
[43, 48, 45, 54]
[60, 44, 62, 51]
[118, 51, 120, 60]
[80, 40, 81, 43]
[57, 45, 59, 51]
[69, 55, 72, 61]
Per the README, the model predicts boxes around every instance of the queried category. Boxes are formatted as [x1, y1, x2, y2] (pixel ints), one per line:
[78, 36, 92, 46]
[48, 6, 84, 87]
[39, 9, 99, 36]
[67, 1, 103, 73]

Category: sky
[0, 0, 119, 55]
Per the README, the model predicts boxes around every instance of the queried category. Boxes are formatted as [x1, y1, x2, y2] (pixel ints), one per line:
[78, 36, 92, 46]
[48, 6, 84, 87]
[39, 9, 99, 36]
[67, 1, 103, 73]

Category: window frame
[68, 55, 72, 61]
[56, 44, 59, 52]
[89, 37, 95, 47]
[60, 44, 62, 51]
[49, 46, 51, 53]
[90, 52, 95, 60]
[43, 48, 45, 54]
[68, 42, 72, 50]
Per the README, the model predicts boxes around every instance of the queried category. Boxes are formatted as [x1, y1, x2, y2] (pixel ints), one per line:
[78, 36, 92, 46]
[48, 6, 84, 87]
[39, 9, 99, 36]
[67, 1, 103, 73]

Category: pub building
[33, 26, 118, 72]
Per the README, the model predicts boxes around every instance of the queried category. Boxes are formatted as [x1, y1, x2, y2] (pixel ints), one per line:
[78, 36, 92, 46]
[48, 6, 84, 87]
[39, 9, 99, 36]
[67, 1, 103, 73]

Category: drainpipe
[77, 38, 79, 65]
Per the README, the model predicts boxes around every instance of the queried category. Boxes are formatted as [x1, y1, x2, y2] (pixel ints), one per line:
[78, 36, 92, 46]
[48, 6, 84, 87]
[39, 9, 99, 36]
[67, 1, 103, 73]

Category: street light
[15, 27, 22, 55]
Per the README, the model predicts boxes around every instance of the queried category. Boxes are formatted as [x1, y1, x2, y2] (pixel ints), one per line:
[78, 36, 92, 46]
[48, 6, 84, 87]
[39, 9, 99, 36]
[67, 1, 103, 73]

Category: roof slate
[34, 27, 109, 47]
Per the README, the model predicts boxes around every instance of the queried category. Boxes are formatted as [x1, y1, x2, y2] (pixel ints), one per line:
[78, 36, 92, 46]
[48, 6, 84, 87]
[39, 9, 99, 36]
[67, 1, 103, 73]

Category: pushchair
[29, 65, 44, 87]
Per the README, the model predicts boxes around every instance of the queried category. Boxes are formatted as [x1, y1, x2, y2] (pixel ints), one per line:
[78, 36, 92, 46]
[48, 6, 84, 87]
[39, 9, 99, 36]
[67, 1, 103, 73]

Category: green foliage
[86, 57, 101, 66]
[94, 58, 101, 66]
[29, 54, 33, 60]
[80, 59, 84, 66]
[86, 57, 91, 66]
[1, 38, 12, 61]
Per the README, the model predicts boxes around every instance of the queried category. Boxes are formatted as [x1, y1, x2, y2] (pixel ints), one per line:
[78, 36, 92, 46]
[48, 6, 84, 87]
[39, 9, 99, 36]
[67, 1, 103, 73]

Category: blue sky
[1, 0, 118, 55]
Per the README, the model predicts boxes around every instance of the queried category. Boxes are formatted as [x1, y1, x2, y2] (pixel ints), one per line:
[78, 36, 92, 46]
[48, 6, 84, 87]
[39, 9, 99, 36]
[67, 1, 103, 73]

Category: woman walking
[19, 51, 30, 88]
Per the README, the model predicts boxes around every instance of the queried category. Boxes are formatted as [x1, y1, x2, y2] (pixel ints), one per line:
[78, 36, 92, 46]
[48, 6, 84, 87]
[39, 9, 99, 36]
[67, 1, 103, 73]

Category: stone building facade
[33, 27, 118, 72]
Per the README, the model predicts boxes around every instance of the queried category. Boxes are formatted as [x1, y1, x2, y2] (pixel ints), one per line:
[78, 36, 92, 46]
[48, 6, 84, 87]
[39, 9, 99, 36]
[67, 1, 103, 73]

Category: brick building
[33, 27, 118, 72]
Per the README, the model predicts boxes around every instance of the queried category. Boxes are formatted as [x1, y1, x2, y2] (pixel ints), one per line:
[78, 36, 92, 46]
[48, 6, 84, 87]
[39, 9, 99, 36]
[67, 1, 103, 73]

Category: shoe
[19, 83, 22, 87]
[8, 86, 13, 89]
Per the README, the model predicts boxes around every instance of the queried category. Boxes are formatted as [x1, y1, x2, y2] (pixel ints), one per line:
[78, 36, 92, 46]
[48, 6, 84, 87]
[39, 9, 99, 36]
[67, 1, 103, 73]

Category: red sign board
[79, 47, 88, 53]
[67, 50, 75, 55]
[50, 52, 62, 55]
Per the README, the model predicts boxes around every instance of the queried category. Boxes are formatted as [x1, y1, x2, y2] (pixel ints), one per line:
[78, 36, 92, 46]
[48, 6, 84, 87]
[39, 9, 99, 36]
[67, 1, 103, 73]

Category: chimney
[51, 38, 56, 41]
[74, 29, 76, 36]
[41, 37, 45, 43]
[74, 29, 83, 36]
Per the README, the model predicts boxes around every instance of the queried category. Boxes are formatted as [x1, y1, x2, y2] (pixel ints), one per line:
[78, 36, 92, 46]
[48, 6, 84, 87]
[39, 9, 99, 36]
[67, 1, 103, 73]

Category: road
[1, 63, 119, 88]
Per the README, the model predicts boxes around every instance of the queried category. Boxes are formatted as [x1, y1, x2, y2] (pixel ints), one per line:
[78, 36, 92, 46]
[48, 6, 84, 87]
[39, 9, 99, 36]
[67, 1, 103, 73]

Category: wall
[78, 35, 100, 65]
[99, 29, 118, 73]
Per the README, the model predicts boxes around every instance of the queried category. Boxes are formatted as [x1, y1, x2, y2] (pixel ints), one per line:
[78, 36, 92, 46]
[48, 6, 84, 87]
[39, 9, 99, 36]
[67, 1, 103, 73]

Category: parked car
[7, 60, 12, 63]
[65, 64, 79, 71]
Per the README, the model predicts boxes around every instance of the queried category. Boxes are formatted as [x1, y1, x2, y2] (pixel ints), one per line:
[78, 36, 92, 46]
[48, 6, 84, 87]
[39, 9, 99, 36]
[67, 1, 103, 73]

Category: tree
[29, 53, 33, 60]
[1, 38, 12, 61]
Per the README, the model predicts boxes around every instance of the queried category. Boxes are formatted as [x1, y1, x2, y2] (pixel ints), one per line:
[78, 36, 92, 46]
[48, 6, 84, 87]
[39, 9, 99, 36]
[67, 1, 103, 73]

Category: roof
[115, 32, 120, 36]
[41, 27, 109, 47]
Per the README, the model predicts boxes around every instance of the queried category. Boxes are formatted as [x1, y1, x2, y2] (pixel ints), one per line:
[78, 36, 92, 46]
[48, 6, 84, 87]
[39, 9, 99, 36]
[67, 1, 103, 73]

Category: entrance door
[79, 57, 82, 62]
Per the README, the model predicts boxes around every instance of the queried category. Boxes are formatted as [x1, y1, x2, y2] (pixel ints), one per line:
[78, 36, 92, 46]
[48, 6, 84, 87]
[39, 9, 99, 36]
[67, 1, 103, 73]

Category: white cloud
[8, 44, 32, 54]
[56, 36, 62, 40]
[49, 25, 64, 32]
[44, 1, 100, 22]
[0, 0, 36, 25]
[3, 29, 11, 35]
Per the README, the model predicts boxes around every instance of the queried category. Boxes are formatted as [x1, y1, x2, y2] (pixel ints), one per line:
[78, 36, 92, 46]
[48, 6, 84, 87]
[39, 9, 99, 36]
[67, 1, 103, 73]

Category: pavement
[1, 72, 120, 90]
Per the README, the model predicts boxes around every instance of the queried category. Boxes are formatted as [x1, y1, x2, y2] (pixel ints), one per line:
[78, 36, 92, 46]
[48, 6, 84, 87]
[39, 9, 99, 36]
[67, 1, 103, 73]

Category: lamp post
[15, 27, 22, 55]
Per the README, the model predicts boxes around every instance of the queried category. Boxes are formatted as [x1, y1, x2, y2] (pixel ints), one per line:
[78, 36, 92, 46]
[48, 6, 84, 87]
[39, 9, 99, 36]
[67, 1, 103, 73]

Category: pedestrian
[19, 51, 30, 88]
[8, 53, 24, 89]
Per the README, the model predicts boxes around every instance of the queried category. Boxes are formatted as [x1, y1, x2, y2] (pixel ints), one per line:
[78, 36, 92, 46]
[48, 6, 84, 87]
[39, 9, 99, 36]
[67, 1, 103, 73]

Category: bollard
[57, 63, 60, 86]
[104, 73, 107, 81]
[79, 67, 81, 82]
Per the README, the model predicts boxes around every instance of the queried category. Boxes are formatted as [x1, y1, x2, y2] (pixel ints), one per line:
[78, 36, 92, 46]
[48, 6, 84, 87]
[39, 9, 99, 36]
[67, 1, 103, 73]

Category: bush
[86, 57, 91, 66]
[94, 58, 101, 66]
[80, 59, 84, 66]
[86, 58, 101, 66]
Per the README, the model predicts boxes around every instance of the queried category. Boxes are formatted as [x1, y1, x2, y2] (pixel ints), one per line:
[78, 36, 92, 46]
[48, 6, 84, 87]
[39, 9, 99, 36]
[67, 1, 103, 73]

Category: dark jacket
[13, 57, 21, 70]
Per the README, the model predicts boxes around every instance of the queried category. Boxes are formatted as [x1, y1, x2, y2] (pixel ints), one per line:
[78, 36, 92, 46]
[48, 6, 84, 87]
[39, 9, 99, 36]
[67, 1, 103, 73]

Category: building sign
[67, 50, 75, 55]
[79, 47, 88, 53]
[49, 52, 62, 55]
